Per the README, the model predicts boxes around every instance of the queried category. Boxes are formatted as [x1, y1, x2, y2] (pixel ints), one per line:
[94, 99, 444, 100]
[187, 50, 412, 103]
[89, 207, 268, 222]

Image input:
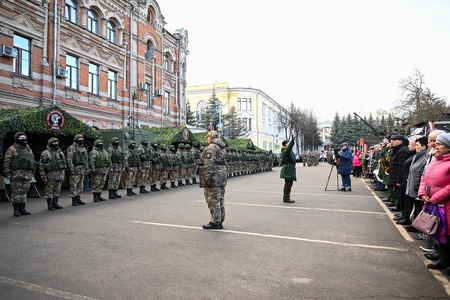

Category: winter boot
[53, 197, 63, 209]
[113, 189, 122, 198]
[185, 180, 192, 185]
[178, 180, 185, 187]
[12, 203, 20, 217]
[192, 177, 198, 184]
[154, 184, 160, 191]
[19, 203, 31, 215]
[170, 182, 178, 188]
[127, 188, 134, 196]
[93, 193, 100, 202]
[161, 183, 168, 190]
[72, 197, 79, 206]
[76, 195, 86, 205]
[97, 192, 106, 201]
[109, 189, 116, 199]
[46, 198, 55, 210]
[140, 186, 149, 194]
[150, 184, 157, 192]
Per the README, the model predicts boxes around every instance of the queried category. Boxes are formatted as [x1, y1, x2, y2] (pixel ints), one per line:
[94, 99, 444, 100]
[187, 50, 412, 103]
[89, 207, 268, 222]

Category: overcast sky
[159, 0, 450, 122]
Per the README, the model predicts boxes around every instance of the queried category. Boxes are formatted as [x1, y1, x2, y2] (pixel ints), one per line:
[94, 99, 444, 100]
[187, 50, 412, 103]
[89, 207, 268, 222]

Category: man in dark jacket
[280, 136, 296, 203]
[388, 135, 410, 211]
[338, 142, 353, 191]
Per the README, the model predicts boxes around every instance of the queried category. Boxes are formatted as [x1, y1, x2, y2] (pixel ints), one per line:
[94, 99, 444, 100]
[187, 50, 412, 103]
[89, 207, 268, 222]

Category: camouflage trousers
[92, 173, 107, 193]
[159, 169, 168, 185]
[186, 167, 194, 180]
[137, 168, 150, 186]
[169, 169, 178, 182]
[149, 168, 160, 185]
[10, 179, 31, 204]
[193, 164, 199, 178]
[180, 166, 186, 180]
[124, 170, 137, 189]
[44, 180, 63, 199]
[69, 174, 85, 198]
[204, 186, 225, 224]
[108, 171, 121, 190]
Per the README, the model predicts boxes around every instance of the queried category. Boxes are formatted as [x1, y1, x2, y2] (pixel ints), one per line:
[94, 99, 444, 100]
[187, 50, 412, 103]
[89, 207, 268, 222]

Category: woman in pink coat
[352, 150, 362, 178]
[418, 133, 450, 272]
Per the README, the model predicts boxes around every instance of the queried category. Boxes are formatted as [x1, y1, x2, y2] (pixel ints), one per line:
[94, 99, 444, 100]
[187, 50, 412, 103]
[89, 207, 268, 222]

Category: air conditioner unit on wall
[56, 67, 68, 78]
[139, 82, 148, 90]
[0, 45, 17, 58]
[156, 89, 164, 96]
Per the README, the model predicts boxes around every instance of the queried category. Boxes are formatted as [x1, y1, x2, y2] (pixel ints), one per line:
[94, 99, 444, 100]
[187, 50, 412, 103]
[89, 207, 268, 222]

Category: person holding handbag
[418, 133, 450, 272]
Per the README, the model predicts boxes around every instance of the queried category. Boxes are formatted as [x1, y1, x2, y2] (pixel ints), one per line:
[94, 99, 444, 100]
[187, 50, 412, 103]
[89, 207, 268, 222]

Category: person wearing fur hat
[39, 137, 66, 210]
[66, 134, 89, 206]
[107, 137, 124, 199]
[89, 139, 111, 202]
[3, 132, 36, 217]
[280, 135, 297, 203]
[124, 140, 140, 196]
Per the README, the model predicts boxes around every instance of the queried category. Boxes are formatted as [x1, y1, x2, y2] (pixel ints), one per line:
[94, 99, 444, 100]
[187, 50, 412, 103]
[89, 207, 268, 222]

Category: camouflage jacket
[108, 144, 124, 172]
[39, 146, 66, 181]
[67, 143, 89, 175]
[137, 145, 152, 169]
[4, 143, 36, 181]
[124, 148, 140, 170]
[89, 147, 111, 174]
[199, 138, 227, 187]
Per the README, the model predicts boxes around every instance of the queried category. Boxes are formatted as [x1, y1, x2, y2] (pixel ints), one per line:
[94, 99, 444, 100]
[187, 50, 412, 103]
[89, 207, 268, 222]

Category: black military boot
[161, 183, 168, 190]
[170, 182, 178, 188]
[98, 192, 106, 201]
[109, 190, 116, 199]
[12, 203, 20, 217]
[127, 188, 134, 196]
[19, 203, 31, 215]
[150, 184, 157, 192]
[53, 197, 63, 209]
[192, 177, 198, 184]
[113, 189, 122, 198]
[185, 180, 192, 185]
[76, 195, 86, 205]
[178, 180, 185, 186]
[140, 186, 149, 194]
[72, 197, 79, 206]
[93, 193, 100, 202]
[46, 198, 55, 210]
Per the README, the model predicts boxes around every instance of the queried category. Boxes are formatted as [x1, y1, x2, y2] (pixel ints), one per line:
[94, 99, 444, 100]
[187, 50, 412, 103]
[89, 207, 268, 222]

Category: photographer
[338, 142, 353, 191]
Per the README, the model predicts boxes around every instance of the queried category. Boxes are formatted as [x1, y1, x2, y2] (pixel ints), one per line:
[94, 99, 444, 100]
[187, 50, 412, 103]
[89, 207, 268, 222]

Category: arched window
[88, 10, 99, 35]
[146, 9, 153, 24]
[145, 41, 154, 62]
[65, 0, 78, 24]
[107, 21, 116, 44]
[163, 53, 170, 71]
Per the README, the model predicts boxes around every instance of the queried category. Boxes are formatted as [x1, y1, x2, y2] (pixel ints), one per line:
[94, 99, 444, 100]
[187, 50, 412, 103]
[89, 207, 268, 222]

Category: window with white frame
[144, 83, 152, 107]
[163, 54, 170, 71]
[65, 54, 78, 89]
[88, 10, 99, 35]
[164, 91, 170, 113]
[237, 98, 252, 111]
[145, 41, 154, 62]
[65, 0, 78, 24]
[108, 70, 117, 100]
[88, 63, 99, 94]
[13, 34, 31, 77]
[239, 117, 252, 131]
[107, 21, 116, 44]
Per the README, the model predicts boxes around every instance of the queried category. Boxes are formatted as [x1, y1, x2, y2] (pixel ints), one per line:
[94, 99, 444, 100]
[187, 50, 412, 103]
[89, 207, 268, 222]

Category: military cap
[206, 131, 218, 138]
[110, 137, 119, 144]
[74, 134, 84, 141]
[127, 140, 136, 147]
[14, 132, 27, 140]
[47, 137, 59, 146]
[94, 139, 103, 147]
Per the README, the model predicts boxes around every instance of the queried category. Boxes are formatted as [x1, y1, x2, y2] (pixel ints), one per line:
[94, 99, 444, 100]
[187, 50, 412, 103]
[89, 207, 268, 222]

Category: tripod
[324, 163, 339, 191]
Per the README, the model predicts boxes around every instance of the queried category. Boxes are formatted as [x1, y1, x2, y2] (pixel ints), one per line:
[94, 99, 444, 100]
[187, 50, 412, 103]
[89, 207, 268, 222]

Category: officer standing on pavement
[199, 131, 227, 229]
[89, 139, 111, 202]
[66, 134, 89, 206]
[39, 137, 66, 210]
[107, 137, 124, 199]
[280, 136, 296, 203]
[3, 132, 36, 217]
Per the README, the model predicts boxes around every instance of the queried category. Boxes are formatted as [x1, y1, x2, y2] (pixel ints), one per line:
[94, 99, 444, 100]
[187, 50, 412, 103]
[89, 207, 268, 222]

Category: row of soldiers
[225, 149, 276, 177]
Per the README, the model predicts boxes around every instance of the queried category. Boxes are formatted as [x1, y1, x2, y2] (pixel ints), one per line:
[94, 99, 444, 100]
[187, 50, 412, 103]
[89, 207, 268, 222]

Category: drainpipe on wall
[160, 33, 164, 127]
[129, 4, 134, 130]
[52, 0, 58, 105]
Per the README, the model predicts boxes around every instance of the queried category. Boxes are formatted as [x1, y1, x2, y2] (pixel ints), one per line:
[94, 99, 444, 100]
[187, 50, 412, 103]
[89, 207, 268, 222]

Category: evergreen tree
[197, 88, 222, 130]
[223, 106, 249, 139]
[185, 100, 196, 126]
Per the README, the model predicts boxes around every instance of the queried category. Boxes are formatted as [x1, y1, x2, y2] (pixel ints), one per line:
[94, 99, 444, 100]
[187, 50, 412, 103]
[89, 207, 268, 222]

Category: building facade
[186, 82, 288, 152]
[0, 0, 188, 129]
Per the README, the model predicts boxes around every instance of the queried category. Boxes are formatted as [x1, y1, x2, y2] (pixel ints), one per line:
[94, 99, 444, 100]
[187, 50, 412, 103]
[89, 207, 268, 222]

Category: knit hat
[74, 134, 84, 142]
[47, 137, 59, 146]
[436, 133, 450, 148]
[14, 132, 26, 141]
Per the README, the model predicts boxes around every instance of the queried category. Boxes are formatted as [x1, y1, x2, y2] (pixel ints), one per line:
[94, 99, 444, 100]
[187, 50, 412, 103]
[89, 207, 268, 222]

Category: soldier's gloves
[92, 170, 97, 176]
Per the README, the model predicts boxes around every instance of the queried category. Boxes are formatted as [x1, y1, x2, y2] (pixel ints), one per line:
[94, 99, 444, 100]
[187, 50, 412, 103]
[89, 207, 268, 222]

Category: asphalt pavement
[0, 163, 449, 300]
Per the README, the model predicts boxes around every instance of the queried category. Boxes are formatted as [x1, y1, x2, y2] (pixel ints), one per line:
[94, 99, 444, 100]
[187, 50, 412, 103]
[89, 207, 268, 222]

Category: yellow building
[186, 82, 288, 152]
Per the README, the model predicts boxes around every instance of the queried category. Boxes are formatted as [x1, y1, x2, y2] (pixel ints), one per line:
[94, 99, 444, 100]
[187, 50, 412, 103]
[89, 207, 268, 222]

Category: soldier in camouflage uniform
[149, 142, 161, 192]
[4, 132, 36, 217]
[184, 144, 194, 185]
[136, 138, 151, 194]
[124, 140, 140, 196]
[191, 141, 201, 184]
[177, 143, 186, 186]
[39, 137, 66, 210]
[168, 145, 180, 188]
[199, 131, 227, 229]
[159, 144, 169, 190]
[107, 137, 124, 199]
[66, 134, 89, 206]
[89, 139, 111, 202]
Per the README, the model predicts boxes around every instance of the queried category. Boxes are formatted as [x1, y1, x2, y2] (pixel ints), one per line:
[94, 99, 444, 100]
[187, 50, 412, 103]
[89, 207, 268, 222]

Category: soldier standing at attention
[39, 137, 66, 210]
[191, 141, 201, 184]
[159, 144, 169, 190]
[107, 137, 124, 199]
[177, 143, 186, 186]
[89, 139, 111, 202]
[199, 131, 227, 229]
[149, 142, 161, 192]
[168, 145, 180, 188]
[136, 138, 151, 194]
[66, 134, 89, 206]
[124, 140, 140, 196]
[4, 132, 36, 217]
[184, 144, 194, 185]
[280, 136, 296, 203]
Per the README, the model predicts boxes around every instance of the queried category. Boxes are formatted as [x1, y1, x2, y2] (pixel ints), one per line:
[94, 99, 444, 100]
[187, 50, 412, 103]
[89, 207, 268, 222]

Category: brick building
[0, 0, 188, 129]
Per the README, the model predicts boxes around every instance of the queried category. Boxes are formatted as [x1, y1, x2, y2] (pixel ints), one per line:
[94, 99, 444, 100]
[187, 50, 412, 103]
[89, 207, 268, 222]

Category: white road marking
[132, 221, 408, 252]
[230, 189, 373, 198]
[0, 276, 99, 300]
